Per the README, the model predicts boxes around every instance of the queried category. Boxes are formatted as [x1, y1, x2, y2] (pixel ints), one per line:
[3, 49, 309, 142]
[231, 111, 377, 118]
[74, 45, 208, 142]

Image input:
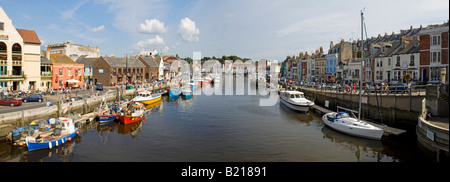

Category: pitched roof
[50, 53, 77, 64]
[16, 29, 41, 44]
[102, 56, 145, 68]
[397, 40, 420, 55]
[76, 55, 99, 67]
[40, 56, 52, 64]
[139, 56, 161, 67]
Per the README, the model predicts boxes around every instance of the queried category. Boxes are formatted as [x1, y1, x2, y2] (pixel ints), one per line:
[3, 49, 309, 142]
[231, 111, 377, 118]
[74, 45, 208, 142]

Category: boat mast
[359, 9, 364, 121]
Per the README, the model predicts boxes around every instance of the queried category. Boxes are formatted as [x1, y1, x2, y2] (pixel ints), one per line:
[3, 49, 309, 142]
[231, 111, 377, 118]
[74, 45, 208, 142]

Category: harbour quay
[281, 81, 449, 161]
[0, 84, 172, 140]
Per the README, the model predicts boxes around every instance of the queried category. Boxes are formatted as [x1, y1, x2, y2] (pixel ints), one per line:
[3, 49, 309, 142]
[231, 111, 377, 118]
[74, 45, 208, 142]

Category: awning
[66, 79, 80, 83]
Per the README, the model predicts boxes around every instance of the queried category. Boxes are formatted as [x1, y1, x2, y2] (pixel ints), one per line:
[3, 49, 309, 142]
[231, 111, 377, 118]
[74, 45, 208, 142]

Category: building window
[431, 35, 441, 46]
[0, 65, 6, 75]
[68, 69, 72, 76]
[59, 69, 63, 75]
[396, 56, 400, 67]
[0, 22, 4, 31]
[431, 51, 441, 63]
[78, 69, 81, 76]
[410, 55, 415, 66]
[388, 58, 391, 66]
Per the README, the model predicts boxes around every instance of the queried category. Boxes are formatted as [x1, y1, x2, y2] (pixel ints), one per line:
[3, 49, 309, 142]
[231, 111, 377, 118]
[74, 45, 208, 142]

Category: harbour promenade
[0, 83, 172, 140]
[280, 82, 447, 130]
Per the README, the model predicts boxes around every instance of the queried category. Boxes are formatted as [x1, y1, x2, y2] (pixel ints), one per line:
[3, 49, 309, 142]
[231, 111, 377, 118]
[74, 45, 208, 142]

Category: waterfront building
[93, 56, 146, 86]
[300, 55, 308, 82]
[0, 6, 42, 92]
[315, 47, 326, 84]
[419, 22, 449, 84]
[49, 53, 84, 89]
[329, 39, 353, 83]
[326, 53, 337, 83]
[296, 52, 303, 83]
[76, 55, 98, 85]
[138, 55, 164, 82]
[47, 42, 99, 61]
[40, 56, 52, 89]
[309, 52, 315, 82]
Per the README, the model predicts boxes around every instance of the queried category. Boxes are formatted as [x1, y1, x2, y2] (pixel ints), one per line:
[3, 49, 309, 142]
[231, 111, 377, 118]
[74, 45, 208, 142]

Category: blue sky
[1, 0, 448, 61]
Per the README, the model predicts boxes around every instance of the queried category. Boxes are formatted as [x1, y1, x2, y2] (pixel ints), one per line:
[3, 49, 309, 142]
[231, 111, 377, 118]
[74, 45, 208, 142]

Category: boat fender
[68, 137, 72, 142]
[55, 140, 58, 146]
[49, 142, 52, 149]
[76, 131, 79, 135]
[61, 138, 64, 144]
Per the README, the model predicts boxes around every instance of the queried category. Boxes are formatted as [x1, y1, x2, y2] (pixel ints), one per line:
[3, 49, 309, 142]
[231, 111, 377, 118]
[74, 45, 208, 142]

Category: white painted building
[0, 6, 42, 91]
[47, 42, 99, 61]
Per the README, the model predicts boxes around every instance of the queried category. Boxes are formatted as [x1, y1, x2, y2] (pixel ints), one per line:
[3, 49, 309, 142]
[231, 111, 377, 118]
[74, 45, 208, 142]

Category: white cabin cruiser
[279, 91, 314, 113]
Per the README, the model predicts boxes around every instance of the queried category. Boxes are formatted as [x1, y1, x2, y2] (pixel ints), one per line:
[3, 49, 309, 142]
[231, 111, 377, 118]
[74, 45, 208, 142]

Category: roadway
[0, 87, 116, 114]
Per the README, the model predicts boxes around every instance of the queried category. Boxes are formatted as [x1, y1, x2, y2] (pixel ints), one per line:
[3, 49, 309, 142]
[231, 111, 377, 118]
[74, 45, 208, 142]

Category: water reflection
[321, 126, 389, 162]
[279, 102, 319, 126]
[0, 136, 79, 162]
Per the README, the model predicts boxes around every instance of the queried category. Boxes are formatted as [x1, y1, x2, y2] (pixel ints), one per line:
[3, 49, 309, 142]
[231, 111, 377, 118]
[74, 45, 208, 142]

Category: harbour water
[0, 79, 431, 162]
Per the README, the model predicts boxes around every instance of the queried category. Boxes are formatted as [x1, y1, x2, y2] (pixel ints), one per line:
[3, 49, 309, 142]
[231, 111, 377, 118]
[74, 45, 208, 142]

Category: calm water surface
[0, 80, 429, 162]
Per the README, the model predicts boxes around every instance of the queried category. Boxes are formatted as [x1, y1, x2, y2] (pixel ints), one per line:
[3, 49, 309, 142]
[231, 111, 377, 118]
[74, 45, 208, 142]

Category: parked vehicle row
[284, 80, 413, 94]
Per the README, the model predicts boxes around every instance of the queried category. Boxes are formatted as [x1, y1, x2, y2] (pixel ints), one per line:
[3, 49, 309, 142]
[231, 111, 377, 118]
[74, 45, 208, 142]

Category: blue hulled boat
[25, 117, 79, 151]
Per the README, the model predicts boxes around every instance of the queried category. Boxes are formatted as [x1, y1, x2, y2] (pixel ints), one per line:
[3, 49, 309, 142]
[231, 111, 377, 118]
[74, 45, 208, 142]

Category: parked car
[96, 84, 103, 91]
[388, 83, 409, 93]
[70, 96, 83, 101]
[22, 94, 43, 102]
[0, 97, 22, 106]
[367, 83, 382, 93]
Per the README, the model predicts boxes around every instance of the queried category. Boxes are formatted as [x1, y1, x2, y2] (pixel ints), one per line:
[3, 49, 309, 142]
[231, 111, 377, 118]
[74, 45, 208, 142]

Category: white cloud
[135, 35, 165, 49]
[139, 19, 168, 34]
[91, 25, 105, 32]
[178, 17, 200, 42]
[60, 0, 89, 21]
[162, 46, 169, 53]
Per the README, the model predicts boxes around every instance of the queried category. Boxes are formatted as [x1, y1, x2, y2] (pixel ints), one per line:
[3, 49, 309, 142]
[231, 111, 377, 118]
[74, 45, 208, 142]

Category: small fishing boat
[169, 86, 181, 97]
[204, 75, 213, 83]
[322, 112, 384, 140]
[213, 74, 221, 83]
[119, 102, 145, 124]
[98, 100, 120, 123]
[189, 82, 198, 90]
[181, 87, 193, 96]
[279, 90, 314, 113]
[25, 117, 79, 151]
[132, 90, 161, 105]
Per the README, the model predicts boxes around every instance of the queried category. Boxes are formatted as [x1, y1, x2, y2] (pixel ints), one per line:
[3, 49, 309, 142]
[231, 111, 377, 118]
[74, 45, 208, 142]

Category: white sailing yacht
[322, 10, 384, 140]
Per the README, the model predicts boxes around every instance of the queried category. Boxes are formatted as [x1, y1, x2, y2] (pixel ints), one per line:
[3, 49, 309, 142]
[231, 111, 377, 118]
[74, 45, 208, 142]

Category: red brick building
[419, 22, 449, 83]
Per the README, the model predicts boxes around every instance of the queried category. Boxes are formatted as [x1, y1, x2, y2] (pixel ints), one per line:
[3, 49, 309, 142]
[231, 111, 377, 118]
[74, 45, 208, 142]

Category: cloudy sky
[1, 0, 448, 61]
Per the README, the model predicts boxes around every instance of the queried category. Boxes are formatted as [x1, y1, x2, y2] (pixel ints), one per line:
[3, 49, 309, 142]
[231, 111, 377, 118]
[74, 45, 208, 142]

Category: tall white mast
[359, 9, 365, 121]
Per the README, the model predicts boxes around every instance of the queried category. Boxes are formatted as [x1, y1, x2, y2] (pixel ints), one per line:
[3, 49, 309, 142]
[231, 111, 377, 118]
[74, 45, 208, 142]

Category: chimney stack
[330, 41, 334, 49]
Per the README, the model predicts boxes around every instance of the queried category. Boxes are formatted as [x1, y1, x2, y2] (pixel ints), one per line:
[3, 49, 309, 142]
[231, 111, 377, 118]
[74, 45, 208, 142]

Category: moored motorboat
[279, 90, 314, 113]
[181, 87, 193, 96]
[25, 117, 79, 151]
[98, 101, 120, 123]
[169, 86, 181, 97]
[132, 90, 161, 105]
[119, 102, 145, 124]
[322, 112, 384, 140]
